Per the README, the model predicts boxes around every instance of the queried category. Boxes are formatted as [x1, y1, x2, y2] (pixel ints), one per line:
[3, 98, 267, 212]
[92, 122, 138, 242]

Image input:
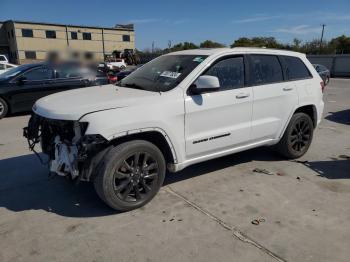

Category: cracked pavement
[1, 79, 350, 262]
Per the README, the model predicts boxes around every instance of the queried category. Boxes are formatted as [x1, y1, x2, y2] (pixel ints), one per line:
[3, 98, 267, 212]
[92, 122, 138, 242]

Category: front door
[185, 56, 253, 158]
[11, 66, 54, 111]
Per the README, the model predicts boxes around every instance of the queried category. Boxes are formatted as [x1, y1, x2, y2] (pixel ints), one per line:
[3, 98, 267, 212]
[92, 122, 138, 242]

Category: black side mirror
[17, 76, 27, 85]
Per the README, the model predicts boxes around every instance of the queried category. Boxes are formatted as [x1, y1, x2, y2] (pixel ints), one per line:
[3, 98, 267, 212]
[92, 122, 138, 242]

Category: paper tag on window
[193, 57, 205, 63]
[160, 71, 181, 79]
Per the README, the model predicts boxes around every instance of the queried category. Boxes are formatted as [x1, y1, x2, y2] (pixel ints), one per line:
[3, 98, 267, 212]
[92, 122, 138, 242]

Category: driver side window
[22, 67, 53, 81]
[204, 57, 245, 90]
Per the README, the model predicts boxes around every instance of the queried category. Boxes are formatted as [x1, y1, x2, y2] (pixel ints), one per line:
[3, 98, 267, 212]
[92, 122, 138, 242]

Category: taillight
[320, 81, 325, 93]
[108, 75, 117, 84]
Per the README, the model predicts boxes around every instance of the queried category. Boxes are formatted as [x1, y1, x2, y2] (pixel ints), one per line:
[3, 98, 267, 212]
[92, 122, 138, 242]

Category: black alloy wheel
[276, 112, 314, 159]
[94, 140, 166, 211]
[113, 152, 159, 202]
[289, 117, 312, 153]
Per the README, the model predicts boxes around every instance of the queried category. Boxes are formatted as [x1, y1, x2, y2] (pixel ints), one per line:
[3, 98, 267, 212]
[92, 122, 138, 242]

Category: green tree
[230, 37, 283, 49]
[230, 37, 252, 47]
[292, 38, 302, 51]
[199, 40, 225, 48]
[329, 35, 350, 54]
[167, 42, 198, 52]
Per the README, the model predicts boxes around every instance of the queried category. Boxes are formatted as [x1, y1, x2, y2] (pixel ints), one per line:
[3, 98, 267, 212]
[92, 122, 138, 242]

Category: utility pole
[152, 41, 155, 53]
[320, 24, 326, 53]
[102, 29, 105, 62]
[168, 40, 172, 49]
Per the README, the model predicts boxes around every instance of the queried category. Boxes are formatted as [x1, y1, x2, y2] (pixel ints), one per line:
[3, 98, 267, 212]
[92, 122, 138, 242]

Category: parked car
[0, 55, 9, 64]
[106, 59, 127, 70]
[313, 64, 330, 85]
[0, 62, 17, 74]
[24, 48, 324, 211]
[0, 62, 108, 118]
[108, 65, 144, 84]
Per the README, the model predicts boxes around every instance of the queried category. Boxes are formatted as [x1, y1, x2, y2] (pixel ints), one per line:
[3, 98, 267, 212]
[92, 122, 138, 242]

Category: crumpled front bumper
[24, 114, 107, 180]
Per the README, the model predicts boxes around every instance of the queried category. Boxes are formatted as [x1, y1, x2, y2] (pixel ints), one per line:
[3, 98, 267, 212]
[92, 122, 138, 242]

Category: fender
[278, 104, 317, 140]
[107, 127, 178, 163]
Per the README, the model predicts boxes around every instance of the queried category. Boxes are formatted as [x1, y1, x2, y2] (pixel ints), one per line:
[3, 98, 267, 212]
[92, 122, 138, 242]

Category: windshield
[0, 64, 33, 80]
[119, 55, 208, 92]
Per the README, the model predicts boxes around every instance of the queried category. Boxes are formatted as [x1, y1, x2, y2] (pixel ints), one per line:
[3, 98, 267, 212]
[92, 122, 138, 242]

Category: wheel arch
[108, 128, 177, 166]
[294, 104, 317, 128]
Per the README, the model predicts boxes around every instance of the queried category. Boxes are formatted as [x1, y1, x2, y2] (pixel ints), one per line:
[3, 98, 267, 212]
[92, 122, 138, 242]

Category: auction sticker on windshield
[160, 71, 181, 79]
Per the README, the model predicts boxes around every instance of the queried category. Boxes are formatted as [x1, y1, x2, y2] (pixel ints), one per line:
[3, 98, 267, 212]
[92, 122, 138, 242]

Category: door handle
[236, 93, 250, 99]
[283, 87, 293, 91]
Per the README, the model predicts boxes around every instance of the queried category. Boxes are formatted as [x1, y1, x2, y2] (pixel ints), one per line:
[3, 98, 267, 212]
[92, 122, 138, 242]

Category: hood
[34, 85, 160, 120]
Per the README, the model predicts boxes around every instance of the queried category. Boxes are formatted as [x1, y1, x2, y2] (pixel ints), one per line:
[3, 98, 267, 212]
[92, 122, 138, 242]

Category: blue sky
[1, 0, 350, 49]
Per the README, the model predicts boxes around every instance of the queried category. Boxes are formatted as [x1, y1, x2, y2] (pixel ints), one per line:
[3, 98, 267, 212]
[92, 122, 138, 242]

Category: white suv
[24, 48, 324, 211]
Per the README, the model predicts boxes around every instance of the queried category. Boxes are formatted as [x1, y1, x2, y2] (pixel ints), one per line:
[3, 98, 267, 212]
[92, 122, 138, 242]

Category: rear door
[50, 66, 89, 92]
[185, 55, 253, 158]
[248, 54, 299, 141]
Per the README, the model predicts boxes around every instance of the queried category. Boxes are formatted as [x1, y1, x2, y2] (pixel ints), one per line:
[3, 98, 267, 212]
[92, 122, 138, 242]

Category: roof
[2, 20, 134, 31]
[167, 47, 306, 57]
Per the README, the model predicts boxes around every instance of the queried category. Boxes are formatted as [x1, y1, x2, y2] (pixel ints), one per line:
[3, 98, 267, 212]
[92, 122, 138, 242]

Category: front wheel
[276, 113, 314, 159]
[94, 140, 166, 211]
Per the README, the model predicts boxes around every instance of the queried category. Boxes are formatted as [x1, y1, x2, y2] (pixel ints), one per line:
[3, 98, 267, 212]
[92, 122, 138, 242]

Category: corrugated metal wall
[307, 55, 350, 77]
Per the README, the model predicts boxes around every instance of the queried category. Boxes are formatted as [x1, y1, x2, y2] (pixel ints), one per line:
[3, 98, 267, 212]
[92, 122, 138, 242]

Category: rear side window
[204, 56, 244, 90]
[283, 56, 312, 80]
[55, 66, 84, 78]
[22, 67, 53, 81]
[249, 55, 283, 85]
[319, 65, 328, 71]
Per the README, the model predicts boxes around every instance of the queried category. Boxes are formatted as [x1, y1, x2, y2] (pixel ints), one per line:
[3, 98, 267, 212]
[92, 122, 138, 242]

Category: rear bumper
[317, 100, 325, 126]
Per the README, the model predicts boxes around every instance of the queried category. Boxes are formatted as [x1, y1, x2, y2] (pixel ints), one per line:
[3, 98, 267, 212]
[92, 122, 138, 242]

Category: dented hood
[33, 84, 160, 120]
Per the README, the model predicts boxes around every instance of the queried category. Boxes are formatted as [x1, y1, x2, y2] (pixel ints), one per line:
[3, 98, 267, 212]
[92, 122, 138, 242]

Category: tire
[276, 112, 314, 159]
[0, 97, 8, 119]
[94, 140, 166, 211]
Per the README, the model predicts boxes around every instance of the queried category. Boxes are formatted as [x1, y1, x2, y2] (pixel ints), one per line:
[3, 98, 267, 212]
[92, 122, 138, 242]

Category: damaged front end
[24, 114, 107, 181]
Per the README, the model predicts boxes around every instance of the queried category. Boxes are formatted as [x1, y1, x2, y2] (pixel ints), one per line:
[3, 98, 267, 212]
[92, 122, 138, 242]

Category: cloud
[273, 25, 321, 35]
[172, 19, 189, 25]
[321, 13, 350, 21]
[233, 15, 282, 23]
[233, 12, 350, 24]
[126, 18, 160, 24]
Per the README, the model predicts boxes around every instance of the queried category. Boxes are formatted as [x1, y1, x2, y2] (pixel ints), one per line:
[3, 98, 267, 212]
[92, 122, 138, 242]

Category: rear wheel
[94, 140, 166, 211]
[0, 97, 8, 119]
[276, 113, 314, 159]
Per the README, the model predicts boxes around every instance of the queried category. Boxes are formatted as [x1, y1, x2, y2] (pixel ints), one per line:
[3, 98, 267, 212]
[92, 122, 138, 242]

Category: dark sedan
[313, 64, 330, 85]
[0, 62, 108, 118]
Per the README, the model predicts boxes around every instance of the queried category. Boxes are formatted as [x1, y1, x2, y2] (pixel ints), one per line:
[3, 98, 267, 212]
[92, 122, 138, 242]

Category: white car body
[0, 55, 9, 64]
[0, 62, 17, 74]
[106, 59, 127, 69]
[32, 48, 324, 176]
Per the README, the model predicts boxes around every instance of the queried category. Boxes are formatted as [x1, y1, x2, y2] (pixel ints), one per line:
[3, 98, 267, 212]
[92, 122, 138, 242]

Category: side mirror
[17, 76, 27, 85]
[190, 75, 220, 94]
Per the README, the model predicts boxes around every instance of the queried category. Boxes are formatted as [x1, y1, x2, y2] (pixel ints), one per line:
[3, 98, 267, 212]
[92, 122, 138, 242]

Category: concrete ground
[0, 79, 349, 262]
